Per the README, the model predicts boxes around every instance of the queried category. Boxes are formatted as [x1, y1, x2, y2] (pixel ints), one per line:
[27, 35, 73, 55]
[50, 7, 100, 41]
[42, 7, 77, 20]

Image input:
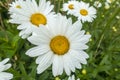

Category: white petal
[52, 55, 63, 76]
[0, 58, 9, 65]
[38, 0, 46, 12]
[0, 65, 5, 72]
[28, 29, 51, 45]
[0, 72, 13, 79]
[63, 54, 72, 76]
[77, 78, 80, 80]
[70, 49, 87, 64]
[21, 33, 30, 39]
[3, 64, 11, 71]
[72, 20, 82, 31]
[67, 30, 85, 42]
[37, 51, 53, 74]
[65, 53, 76, 72]
[69, 51, 82, 69]
[0, 77, 4, 80]
[19, 29, 26, 36]
[68, 76, 71, 80]
[79, 51, 89, 59]
[72, 75, 75, 80]
[43, 1, 54, 14]
[0, 59, 11, 72]
[49, 14, 71, 36]
[71, 43, 89, 50]
[26, 45, 50, 57]
[78, 35, 91, 44]
[17, 24, 26, 30]
[66, 26, 85, 40]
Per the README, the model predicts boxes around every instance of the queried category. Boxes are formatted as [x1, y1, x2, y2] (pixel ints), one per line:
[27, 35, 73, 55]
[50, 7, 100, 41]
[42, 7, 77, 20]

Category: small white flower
[94, 1, 102, 8]
[116, 16, 120, 19]
[63, 0, 79, 15]
[116, 1, 120, 6]
[68, 75, 80, 80]
[26, 14, 91, 76]
[73, 1, 96, 23]
[9, 0, 56, 39]
[0, 58, 13, 80]
[9, 0, 25, 14]
[106, 0, 114, 4]
[105, 2, 110, 9]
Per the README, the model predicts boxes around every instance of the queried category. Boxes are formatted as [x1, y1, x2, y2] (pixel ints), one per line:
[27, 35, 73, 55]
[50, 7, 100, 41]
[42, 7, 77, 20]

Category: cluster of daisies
[63, 0, 96, 22]
[1, 0, 97, 80]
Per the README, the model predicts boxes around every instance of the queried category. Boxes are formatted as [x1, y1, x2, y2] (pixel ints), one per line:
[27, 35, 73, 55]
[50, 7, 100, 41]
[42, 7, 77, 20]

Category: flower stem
[57, 0, 61, 13]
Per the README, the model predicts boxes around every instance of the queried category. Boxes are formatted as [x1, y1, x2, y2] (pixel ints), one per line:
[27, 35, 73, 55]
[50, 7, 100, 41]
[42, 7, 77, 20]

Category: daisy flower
[106, 0, 114, 4]
[63, 0, 79, 15]
[68, 75, 80, 80]
[94, 1, 102, 8]
[0, 58, 13, 80]
[105, 2, 110, 9]
[9, 0, 25, 14]
[73, 1, 96, 23]
[26, 14, 91, 76]
[9, 0, 55, 39]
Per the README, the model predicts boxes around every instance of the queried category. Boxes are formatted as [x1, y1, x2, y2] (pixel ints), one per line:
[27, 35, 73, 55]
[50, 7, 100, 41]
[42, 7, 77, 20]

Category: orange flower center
[30, 13, 47, 26]
[16, 5, 21, 9]
[50, 35, 70, 55]
[68, 4, 74, 9]
[80, 9, 88, 16]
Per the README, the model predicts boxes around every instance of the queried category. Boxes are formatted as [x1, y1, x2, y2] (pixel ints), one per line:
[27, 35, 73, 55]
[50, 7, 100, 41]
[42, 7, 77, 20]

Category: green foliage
[0, 0, 120, 80]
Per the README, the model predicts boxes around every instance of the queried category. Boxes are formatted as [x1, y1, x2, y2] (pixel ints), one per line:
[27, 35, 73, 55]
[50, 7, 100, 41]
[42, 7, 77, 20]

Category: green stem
[53, 0, 56, 12]
[19, 62, 27, 76]
[57, 0, 61, 13]
[94, 7, 120, 56]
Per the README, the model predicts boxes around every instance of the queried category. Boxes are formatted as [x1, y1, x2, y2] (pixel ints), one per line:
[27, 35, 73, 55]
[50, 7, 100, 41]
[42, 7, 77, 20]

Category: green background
[0, 0, 120, 80]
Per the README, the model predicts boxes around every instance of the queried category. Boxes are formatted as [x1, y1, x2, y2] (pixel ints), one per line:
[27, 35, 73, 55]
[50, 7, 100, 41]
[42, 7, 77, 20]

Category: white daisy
[9, 0, 56, 39]
[68, 75, 80, 80]
[106, 0, 114, 4]
[63, 0, 79, 15]
[9, 0, 25, 14]
[105, 2, 110, 9]
[0, 58, 13, 80]
[26, 14, 91, 76]
[73, 1, 96, 23]
[94, 1, 102, 8]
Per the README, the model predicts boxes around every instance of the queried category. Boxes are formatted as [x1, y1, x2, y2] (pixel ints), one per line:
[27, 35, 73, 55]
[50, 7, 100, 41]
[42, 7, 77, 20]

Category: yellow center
[68, 4, 74, 9]
[80, 9, 88, 16]
[50, 35, 69, 55]
[109, 0, 113, 2]
[16, 5, 21, 9]
[30, 13, 47, 26]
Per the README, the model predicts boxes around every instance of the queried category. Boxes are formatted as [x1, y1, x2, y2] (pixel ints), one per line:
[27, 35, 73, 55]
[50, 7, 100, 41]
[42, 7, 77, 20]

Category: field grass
[0, 0, 120, 80]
